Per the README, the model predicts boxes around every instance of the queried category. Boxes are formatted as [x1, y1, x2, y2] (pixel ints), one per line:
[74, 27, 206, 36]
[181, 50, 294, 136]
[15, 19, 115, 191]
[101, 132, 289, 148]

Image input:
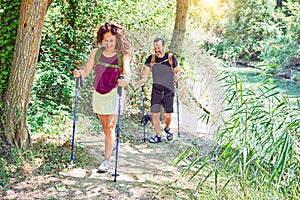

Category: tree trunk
[170, 0, 189, 57]
[3, 0, 53, 147]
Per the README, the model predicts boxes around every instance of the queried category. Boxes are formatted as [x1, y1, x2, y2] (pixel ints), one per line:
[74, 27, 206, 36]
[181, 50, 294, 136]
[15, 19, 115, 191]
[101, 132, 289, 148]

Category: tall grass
[175, 70, 300, 199]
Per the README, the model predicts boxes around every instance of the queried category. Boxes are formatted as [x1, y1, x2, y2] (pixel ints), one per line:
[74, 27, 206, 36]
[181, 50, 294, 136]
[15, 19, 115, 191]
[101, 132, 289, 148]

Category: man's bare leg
[152, 112, 161, 137]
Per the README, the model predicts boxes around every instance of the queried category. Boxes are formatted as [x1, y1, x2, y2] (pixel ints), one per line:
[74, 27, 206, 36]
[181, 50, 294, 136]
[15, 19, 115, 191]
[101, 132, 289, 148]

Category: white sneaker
[97, 160, 110, 172]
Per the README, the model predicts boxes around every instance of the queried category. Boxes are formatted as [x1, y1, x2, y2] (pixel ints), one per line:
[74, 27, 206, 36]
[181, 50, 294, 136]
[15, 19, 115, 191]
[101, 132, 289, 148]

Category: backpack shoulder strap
[117, 53, 123, 75]
[148, 54, 156, 71]
[168, 53, 173, 67]
[150, 53, 174, 71]
[150, 54, 156, 69]
[94, 47, 123, 74]
[94, 47, 104, 66]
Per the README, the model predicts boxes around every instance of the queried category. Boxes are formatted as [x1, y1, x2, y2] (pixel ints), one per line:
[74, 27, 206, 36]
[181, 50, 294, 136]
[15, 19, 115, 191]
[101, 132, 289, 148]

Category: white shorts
[92, 88, 124, 115]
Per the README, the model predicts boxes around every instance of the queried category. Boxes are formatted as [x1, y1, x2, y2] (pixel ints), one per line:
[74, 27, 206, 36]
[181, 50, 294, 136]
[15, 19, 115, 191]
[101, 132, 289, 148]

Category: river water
[228, 65, 300, 98]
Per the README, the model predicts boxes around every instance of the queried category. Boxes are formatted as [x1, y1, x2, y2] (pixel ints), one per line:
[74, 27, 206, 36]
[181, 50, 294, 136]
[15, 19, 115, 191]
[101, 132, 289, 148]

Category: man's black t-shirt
[145, 53, 178, 92]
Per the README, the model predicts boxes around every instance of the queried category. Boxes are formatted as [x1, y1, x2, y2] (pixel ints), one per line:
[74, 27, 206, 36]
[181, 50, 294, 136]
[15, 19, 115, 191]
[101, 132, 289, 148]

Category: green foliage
[204, 0, 300, 70]
[0, 0, 22, 133]
[0, 0, 21, 94]
[0, 133, 88, 188]
[29, 0, 96, 131]
[217, 71, 299, 182]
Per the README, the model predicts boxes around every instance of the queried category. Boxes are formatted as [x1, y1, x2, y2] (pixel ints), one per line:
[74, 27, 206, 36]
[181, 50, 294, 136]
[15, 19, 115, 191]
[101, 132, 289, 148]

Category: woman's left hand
[118, 79, 128, 87]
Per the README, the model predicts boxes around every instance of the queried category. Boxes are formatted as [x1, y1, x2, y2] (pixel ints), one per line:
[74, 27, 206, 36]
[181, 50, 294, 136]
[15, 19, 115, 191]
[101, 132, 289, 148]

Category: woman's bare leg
[98, 114, 117, 160]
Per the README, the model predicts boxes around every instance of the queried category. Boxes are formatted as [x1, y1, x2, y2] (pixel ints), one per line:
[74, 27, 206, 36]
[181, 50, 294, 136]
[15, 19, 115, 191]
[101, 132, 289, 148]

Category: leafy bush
[207, 0, 300, 70]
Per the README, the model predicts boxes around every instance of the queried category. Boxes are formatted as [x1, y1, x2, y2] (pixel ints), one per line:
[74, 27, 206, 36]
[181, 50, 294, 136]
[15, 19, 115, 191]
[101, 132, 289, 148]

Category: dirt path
[2, 110, 217, 199]
[2, 117, 212, 200]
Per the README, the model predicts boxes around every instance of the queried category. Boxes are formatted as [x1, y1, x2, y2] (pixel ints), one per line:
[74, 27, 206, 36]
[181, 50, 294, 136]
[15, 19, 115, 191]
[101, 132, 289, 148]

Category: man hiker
[140, 38, 180, 143]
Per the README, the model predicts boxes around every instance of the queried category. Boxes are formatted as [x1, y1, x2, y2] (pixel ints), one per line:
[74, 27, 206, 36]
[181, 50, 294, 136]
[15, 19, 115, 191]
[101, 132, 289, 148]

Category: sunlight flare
[202, 0, 219, 7]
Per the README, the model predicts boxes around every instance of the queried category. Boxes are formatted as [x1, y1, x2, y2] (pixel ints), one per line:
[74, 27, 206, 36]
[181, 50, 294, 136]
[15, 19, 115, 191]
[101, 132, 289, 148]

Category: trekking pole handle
[75, 68, 83, 88]
[175, 82, 179, 89]
[118, 75, 124, 96]
[141, 85, 144, 92]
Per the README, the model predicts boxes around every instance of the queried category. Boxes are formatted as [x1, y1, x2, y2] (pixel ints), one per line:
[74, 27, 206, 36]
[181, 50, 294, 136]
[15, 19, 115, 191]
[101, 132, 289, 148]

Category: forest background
[0, 0, 299, 199]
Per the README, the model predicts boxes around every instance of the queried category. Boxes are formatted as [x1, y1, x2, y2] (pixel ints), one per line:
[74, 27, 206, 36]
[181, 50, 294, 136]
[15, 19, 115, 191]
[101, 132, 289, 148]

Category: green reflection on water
[226, 66, 300, 98]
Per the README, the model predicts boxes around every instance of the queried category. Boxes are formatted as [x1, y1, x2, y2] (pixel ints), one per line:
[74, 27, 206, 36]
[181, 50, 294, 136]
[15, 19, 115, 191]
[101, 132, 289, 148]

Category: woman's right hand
[73, 69, 81, 78]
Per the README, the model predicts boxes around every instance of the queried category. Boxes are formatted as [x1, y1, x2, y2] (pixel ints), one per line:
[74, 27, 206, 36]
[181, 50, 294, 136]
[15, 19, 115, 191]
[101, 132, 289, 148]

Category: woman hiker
[73, 22, 132, 172]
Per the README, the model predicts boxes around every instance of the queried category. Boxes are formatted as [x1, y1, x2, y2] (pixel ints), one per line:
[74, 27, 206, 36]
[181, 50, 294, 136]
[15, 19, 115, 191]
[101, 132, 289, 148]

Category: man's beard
[155, 51, 164, 58]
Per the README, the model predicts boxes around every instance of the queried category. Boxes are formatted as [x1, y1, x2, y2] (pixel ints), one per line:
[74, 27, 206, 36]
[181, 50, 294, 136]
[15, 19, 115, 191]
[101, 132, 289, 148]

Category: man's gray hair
[154, 38, 165, 46]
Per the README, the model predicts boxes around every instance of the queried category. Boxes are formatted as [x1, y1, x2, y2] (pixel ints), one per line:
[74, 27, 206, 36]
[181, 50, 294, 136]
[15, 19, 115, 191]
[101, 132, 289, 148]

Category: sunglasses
[100, 22, 120, 35]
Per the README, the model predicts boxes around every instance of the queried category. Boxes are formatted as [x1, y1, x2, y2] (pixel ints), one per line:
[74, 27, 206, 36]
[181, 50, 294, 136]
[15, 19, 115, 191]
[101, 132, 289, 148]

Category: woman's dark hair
[96, 22, 131, 55]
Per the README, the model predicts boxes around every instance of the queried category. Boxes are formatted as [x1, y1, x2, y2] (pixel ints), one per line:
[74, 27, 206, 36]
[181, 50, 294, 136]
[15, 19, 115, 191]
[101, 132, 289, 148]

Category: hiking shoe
[164, 128, 173, 141]
[97, 160, 110, 173]
[149, 135, 162, 143]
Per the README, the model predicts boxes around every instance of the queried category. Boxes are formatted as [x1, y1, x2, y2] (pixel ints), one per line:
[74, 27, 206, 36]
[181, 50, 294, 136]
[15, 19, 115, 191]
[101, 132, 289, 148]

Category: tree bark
[3, 0, 53, 147]
[170, 0, 189, 57]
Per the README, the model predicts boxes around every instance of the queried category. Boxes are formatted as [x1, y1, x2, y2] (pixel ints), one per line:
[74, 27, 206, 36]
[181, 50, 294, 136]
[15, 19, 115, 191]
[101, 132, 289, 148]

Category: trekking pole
[113, 75, 124, 182]
[141, 86, 147, 142]
[70, 71, 83, 166]
[176, 82, 180, 137]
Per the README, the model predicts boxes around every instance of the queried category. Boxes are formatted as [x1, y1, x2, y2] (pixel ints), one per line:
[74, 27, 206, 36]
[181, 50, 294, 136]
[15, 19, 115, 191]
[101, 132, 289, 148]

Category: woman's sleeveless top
[93, 48, 123, 94]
